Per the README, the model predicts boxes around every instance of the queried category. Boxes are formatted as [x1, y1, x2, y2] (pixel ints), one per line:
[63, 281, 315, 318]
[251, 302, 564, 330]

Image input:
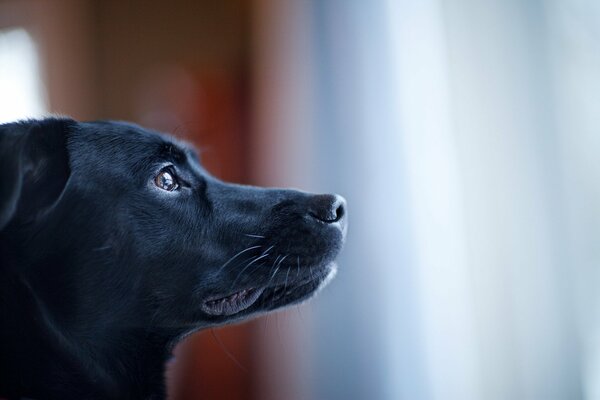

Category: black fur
[0, 118, 347, 399]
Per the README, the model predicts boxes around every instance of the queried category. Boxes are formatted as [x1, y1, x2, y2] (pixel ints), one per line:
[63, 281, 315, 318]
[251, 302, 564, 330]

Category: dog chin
[269, 261, 338, 310]
[314, 262, 338, 294]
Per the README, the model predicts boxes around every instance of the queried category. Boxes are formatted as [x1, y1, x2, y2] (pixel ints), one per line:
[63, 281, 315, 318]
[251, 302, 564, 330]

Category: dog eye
[154, 170, 179, 191]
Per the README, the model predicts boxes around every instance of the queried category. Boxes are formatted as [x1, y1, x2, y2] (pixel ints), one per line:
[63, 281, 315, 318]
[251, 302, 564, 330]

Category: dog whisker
[210, 328, 248, 373]
[283, 265, 291, 295]
[243, 233, 265, 239]
[217, 245, 261, 272]
[262, 314, 270, 335]
[266, 255, 289, 308]
[271, 255, 281, 269]
[277, 254, 289, 269]
[259, 254, 288, 308]
[272, 255, 288, 279]
[295, 258, 307, 325]
[261, 245, 274, 256]
[230, 253, 271, 288]
[261, 255, 280, 294]
[263, 255, 281, 287]
[295, 304, 305, 325]
[93, 245, 112, 252]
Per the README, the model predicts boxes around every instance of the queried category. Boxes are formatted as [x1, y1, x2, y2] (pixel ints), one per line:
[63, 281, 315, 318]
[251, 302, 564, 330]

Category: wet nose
[308, 194, 347, 224]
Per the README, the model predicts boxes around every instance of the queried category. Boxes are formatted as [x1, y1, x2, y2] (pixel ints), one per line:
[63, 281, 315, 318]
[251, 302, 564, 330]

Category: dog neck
[1, 264, 170, 399]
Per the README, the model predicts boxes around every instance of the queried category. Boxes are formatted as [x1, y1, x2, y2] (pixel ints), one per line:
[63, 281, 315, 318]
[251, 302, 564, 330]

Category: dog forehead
[84, 120, 166, 147]
[71, 120, 190, 164]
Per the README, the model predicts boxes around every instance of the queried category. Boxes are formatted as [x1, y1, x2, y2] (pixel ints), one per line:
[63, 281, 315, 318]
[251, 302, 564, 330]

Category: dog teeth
[202, 287, 265, 316]
[205, 289, 252, 308]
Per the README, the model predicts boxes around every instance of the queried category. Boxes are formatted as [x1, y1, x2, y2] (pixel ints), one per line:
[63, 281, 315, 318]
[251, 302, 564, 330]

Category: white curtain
[252, 0, 600, 399]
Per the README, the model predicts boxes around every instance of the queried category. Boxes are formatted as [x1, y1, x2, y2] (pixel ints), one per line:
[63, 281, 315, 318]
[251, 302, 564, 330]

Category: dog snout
[308, 194, 346, 225]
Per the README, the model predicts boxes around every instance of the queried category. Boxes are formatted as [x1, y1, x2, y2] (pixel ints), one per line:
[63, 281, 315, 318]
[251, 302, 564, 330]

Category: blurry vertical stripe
[251, 1, 318, 400]
[0, 28, 46, 123]
[251, 0, 317, 190]
[442, 0, 582, 398]
[545, 1, 600, 399]
[310, 1, 426, 399]
[387, 1, 481, 399]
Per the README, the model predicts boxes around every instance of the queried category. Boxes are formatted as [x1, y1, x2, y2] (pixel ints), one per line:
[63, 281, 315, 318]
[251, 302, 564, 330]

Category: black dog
[0, 118, 347, 399]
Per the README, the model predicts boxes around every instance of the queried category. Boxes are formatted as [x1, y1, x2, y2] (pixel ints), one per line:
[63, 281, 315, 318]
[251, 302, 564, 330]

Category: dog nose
[308, 194, 346, 224]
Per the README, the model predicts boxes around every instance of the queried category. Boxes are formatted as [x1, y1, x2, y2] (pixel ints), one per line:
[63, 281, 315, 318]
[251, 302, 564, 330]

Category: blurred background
[1, 0, 599, 399]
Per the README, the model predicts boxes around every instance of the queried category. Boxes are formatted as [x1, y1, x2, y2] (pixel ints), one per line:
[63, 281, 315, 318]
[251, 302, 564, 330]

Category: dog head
[0, 118, 347, 339]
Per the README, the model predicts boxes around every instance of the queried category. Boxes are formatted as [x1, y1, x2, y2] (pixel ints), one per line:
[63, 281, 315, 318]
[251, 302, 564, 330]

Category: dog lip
[201, 287, 265, 316]
[258, 264, 336, 308]
[201, 264, 337, 317]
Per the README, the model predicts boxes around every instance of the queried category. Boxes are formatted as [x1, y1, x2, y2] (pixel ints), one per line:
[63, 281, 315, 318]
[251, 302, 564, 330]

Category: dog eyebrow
[185, 147, 201, 163]
[160, 143, 187, 163]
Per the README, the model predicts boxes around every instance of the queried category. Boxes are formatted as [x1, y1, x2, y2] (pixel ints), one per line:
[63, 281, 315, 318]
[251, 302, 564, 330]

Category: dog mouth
[200, 264, 335, 317]
[201, 287, 266, 316]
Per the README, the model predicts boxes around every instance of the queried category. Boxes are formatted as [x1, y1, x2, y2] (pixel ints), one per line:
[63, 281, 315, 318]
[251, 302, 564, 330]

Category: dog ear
[0, 118, 72, 231]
